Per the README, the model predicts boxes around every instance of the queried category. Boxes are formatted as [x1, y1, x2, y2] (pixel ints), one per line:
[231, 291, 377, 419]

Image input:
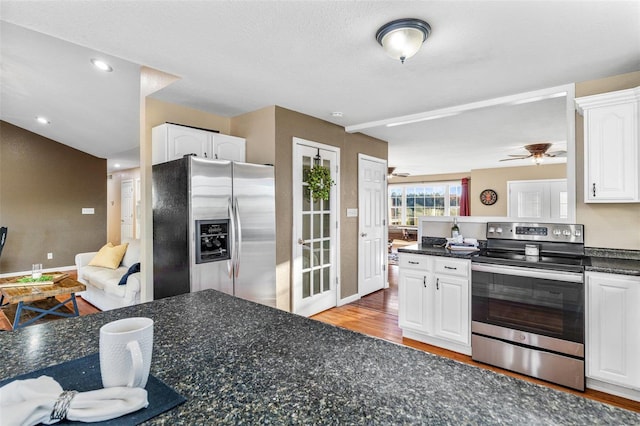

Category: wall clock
[480, 189, 498, 206]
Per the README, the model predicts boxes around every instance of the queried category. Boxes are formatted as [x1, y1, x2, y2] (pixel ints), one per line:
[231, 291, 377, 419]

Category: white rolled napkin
[0, 375, 149, 425]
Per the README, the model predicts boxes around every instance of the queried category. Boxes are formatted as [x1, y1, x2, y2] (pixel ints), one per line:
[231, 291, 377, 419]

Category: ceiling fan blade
[545, 150, 567, 157]
[507, 154, 531, 158]
[499, 157, 528, 162]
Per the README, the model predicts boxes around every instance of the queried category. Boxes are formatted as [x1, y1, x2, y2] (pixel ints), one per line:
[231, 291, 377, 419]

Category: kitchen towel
[0, 353, 186, 425]
[0, 376, 148, 425]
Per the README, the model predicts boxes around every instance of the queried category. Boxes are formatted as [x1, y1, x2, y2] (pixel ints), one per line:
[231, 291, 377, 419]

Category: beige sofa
[75, 238, 141, 311]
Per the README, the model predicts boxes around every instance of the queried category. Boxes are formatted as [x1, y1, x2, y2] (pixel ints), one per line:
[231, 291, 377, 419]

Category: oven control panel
[486, 222, 584, 243]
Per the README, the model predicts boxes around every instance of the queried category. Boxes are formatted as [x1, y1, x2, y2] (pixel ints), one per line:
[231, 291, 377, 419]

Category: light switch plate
[346, 208, 358, 217]
[82, 208, 95, 215]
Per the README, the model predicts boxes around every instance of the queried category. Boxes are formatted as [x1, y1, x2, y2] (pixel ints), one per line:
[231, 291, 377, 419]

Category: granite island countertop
[1, 290, 639, 424]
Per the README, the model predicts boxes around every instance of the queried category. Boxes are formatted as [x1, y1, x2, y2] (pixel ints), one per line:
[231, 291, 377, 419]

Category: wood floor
[2, 267, 638, 413]
[311, 264, 640, 414]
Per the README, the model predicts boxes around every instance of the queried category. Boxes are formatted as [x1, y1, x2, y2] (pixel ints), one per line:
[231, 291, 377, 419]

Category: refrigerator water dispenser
[196, 219, 230, 263]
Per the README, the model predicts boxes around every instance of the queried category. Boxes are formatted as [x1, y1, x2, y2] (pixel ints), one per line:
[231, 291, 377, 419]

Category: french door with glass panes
[292, 138, 339, 317]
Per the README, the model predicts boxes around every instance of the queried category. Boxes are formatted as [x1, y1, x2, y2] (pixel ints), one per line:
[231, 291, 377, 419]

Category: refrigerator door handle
[234, 197, 242, 278]
[227, 198, 235, 279]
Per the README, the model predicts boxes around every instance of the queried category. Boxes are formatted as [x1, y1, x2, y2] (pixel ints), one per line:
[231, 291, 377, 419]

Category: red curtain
[460, 178, 470, 216]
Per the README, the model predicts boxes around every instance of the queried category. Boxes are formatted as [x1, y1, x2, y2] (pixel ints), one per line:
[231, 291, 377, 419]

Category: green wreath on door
[306, 165, 335, 201]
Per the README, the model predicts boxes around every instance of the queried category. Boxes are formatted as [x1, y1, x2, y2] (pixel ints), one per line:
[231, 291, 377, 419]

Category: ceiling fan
[388, 167, 410, 178]
[499, 143, 566, 165]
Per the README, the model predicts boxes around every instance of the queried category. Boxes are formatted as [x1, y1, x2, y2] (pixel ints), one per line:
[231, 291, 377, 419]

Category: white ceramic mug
[99, 317, 153, 388]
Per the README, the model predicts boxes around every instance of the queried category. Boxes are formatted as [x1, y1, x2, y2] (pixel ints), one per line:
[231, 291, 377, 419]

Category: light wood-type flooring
[1, 267, 638, 413]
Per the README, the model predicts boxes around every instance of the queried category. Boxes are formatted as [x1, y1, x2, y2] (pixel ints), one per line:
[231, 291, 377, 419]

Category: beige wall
[145, 97, 231, 135]
[273, 107, 388, 308]
[343, 132, 388, 297]
[231, 106, 276, 165]
[470, 163, 566, 216]
[575, 71, 640, 249]
[0, 121, 106, 273]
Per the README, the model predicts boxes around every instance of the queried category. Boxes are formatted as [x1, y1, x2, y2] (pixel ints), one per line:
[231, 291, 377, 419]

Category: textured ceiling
[1, 1, 638, 174]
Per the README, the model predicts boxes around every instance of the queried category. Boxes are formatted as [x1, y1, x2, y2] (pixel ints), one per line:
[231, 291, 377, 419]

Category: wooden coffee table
[0, 274, 86, 330]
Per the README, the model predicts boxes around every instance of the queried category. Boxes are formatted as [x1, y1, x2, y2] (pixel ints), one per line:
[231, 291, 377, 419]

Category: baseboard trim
[587, 378, 640, 402]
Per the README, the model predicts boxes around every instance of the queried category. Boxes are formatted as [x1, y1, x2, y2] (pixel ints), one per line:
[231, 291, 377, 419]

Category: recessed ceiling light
[114, 163, 121, 168]
[36, 116, 50, 125]
[331, 112, 344, 118]
[91, 58, 113, 72]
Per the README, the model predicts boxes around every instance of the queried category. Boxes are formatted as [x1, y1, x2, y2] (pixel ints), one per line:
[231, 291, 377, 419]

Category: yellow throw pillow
[89, 242, 129, 269]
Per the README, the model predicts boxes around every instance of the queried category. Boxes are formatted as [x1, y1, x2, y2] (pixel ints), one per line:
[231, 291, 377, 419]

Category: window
[389, 182, 462, 226]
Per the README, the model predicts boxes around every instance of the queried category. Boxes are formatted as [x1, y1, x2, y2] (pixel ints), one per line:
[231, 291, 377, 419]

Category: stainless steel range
[471, 222, 587, 391]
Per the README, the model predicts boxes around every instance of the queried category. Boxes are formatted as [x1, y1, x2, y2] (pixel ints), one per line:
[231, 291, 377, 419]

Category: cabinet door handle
[423, 276, 426, 288]
[408, 261, 419, 265]
[436, 277, 439, 290]
[444, 266, 457, 270]
[592, 183, 596, 197]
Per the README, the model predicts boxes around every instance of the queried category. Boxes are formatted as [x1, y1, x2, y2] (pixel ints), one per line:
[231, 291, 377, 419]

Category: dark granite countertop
[586, 257, 640, 276]
[585, 247, 640, 276]
[399, 243, 640, 276]
[1, 290, 639, 424]
[397, 243, 479, 259]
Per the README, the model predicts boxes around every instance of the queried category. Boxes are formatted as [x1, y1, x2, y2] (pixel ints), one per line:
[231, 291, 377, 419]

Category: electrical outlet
[47, 252, 53, 260]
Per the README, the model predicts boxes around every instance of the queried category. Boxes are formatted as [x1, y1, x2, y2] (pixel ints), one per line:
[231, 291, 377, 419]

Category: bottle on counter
[451, 217, 460, 238]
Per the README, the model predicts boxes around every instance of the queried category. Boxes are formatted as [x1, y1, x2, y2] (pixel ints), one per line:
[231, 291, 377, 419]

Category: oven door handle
[471, 263, 583, 283]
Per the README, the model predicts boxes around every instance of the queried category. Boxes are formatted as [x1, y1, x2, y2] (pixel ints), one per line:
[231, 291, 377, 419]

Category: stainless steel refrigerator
[152, 155, 276, 307]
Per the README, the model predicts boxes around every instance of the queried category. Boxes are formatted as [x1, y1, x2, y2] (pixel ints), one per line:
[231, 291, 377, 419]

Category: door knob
[360, 232, 368, 237]
[297, 238, 308, 245]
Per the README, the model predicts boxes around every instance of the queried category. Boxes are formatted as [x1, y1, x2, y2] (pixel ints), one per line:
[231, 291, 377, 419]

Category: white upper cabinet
[576, 87, 640, 202]
[152, 123, 246, 165]
[212, 133, 246, 163]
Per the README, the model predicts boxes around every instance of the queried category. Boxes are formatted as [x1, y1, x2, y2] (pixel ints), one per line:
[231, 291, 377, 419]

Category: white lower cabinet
[586, 271, 640, 401]
[399, 253, 471, 355]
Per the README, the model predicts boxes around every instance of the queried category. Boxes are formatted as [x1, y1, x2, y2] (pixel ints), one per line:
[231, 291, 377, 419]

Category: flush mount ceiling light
[376, 18, 431, 64]
[91, 58, 113, 72]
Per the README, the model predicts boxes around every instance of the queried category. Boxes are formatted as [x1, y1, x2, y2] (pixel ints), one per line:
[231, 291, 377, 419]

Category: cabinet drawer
[434, 258, 469, 278]
[399, 253, 430, 270]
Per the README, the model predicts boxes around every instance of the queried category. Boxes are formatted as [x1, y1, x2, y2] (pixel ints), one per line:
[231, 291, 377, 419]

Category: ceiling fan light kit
[376, 18, 431, 64]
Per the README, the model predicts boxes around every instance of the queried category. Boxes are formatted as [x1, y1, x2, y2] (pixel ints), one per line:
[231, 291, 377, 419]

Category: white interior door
[135, 178, 141, 238]
[121, 179, 134, 240]
[358, 155, 387, 297]
[292, 138, 339, 317]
